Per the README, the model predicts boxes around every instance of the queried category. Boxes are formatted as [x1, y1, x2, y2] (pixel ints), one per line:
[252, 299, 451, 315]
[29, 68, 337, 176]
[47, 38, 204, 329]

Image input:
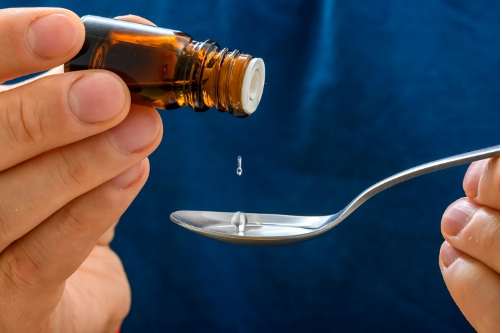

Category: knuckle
[463, 208, 500, 268]
[0, 189, 16, 252]
[48, 146, 91, 191]
[93, 186, 128, 211]
[480, 212, 500, 255]
[58, 204, 91, 236]
[0, 92, 47, 148]
[57, 189, 125, 239]
[0, 246, 43, 293]
[0, 216, 13, 253]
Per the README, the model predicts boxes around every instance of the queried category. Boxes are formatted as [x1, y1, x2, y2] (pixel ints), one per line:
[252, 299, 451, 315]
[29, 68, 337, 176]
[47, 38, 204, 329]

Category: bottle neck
[185, 41, 253, 118]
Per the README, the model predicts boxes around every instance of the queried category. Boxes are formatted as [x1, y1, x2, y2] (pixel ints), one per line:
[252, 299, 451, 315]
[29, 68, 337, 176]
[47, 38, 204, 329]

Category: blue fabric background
[3, 0, 499, 332]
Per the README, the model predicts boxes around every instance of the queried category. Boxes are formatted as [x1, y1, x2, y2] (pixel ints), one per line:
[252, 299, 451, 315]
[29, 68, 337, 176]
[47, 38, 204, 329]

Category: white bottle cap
[241, 58, 265, 115]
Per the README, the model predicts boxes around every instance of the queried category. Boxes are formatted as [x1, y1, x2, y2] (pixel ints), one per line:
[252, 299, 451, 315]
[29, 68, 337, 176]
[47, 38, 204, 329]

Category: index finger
[0, 7, 84, 83]
[463, 157, 500, 210]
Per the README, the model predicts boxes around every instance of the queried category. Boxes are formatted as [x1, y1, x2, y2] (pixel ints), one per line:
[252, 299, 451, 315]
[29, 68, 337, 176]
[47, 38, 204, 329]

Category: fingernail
[68, 74, 126, 123]
[442, 198, 477, 236]
[109, 160, 145, 188]
[26, 13, 80, 58]
[463, 160, 488, 198]
[109, 107, 159, 152]
[440, 241, 461, 269]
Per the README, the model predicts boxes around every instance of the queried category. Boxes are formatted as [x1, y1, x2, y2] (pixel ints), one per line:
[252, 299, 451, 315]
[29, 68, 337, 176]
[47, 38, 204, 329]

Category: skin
[440, 157, 500, 333]
[0, 8, 162, 333]
[0, 6, 498, 333]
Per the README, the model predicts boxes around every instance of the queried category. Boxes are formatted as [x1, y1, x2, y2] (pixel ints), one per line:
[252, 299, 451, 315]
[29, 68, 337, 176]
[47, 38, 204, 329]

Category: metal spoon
[170, 145, 500, 246]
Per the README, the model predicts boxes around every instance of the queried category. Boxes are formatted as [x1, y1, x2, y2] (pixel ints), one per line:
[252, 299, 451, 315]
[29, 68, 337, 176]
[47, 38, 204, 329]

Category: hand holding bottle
[0, 8, 162, 332]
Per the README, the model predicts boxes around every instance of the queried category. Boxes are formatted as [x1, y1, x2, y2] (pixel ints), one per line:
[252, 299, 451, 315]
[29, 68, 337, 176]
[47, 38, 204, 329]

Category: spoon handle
[328, 145, 500, 227]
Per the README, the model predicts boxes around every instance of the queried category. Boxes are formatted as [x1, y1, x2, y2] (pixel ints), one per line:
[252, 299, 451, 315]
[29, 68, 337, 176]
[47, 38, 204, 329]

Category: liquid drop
[236, 155, 243, 176]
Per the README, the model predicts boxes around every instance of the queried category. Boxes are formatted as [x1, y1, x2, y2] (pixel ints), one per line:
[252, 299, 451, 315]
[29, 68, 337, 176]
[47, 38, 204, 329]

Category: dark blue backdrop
[4, 0, 499, 332]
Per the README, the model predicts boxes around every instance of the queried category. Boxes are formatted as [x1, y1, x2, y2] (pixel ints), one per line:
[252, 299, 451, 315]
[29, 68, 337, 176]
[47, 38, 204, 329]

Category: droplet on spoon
[236, 155, 242, 176]
[230, 211, 247, 235]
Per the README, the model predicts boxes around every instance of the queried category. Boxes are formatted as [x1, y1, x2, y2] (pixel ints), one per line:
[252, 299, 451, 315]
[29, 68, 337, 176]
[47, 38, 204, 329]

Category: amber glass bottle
[64, 16, 265, 118]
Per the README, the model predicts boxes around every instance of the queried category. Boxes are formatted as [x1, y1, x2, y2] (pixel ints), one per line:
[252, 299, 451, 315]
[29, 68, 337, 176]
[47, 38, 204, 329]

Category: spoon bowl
[170, 146, 500, 246]
[170, 211, 330, 245]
